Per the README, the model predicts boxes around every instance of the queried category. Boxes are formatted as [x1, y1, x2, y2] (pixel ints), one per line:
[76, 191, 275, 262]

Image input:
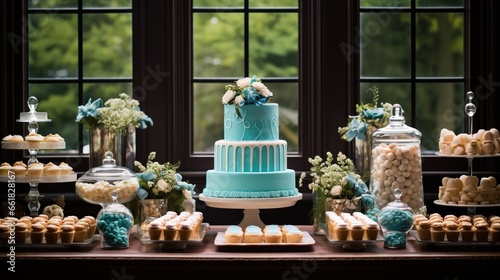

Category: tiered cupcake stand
[199, 194, 302, 228]
[433, 91, 500, 216]
[0, 96, 76, 216]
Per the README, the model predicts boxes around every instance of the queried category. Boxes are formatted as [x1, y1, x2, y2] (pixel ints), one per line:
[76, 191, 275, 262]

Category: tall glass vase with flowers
[76, 93, 153, 170]
[300, 152, 378, 235]
[338, 86, 392, 179]
[131, 151, 196, 238]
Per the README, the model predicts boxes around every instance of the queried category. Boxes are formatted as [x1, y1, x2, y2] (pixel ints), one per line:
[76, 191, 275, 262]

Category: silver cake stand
[199, 194, 302, 228]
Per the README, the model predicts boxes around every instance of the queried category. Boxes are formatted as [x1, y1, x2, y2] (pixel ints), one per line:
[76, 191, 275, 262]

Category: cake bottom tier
[203, 169, 298, 198]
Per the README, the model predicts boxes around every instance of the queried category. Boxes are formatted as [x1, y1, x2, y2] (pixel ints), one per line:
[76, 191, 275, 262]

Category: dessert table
[3, 225, 499, 278]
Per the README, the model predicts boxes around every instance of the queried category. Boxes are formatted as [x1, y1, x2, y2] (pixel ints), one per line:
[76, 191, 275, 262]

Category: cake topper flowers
[76, 93, 153, 134]
[338, 86, 392, 142]
[222, 75, 273, 118]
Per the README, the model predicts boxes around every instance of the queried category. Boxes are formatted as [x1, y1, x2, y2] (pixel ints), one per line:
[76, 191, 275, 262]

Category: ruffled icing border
[201, 189, 298, 199]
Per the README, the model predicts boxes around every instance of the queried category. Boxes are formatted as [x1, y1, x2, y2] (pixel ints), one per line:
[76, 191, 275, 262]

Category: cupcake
[459, 222, 475, 242]
[225, 225, 243, 243]
[148, 220, 163, 240]
[44, 224, 61, 244]
[59, 162, 73, 175]
[27, 164, 44, 178]
[45, 165, 62, 177]
[416, 220, 432, 240]
[44, 133, 60, 142]
[30, 222, 46, 244]
[14, 222, 29, 244]
[60, 224, 75, 243]
[430, 222, 446, 242]
[349, 221, 365, 241]
[43, 162, 56, 175]
[83, 216, 97, 237]
[445, 222, 460, 241]
[3, 134, 24, 142]
[263, 227, 282, 243]
[0, 162, 12, 176]
[178, 220, 194, 240]
[25, 132, 44, 142]
[11, 165, 27, 177]
[281, 225, 303, 243]
[73, 223, 87, 242]
[364, 220, 380, 240]
[244, 225, 263, 243]
[475, 221, 490, 242]
[490, 223, 500, 242]
[0, 223, 10, 244]
[79, 218, 95, 239]
[334, 221, 350, 241]
[163, 220, 178, 240]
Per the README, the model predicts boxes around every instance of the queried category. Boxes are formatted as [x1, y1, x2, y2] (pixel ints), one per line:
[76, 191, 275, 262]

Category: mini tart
[25, 132, 44, 142]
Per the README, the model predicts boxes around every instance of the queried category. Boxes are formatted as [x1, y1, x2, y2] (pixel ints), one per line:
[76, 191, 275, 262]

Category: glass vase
[312, 191, 330, 235]
[89, 125, 136, 170]
[354, 127, 375, 180]
[135, 198, 167, 238]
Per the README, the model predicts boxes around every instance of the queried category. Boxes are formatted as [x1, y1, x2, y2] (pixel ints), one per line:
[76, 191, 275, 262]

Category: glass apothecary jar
[96, 191, 134, 249]
[369, 104, 424, 214]
[75, 151, 139, 206]
[378, 188, 414, 249]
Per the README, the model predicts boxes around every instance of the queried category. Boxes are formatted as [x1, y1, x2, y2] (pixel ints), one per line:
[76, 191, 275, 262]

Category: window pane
[360, 12, 411, 77]
[250, 0, 298, 7]
[360, 0, 410, 8]
[249, 13, 298, 77]
[193, 82, 224, 152]
[416, 0, 464, 7]
[416, 83, 464, 152]
[193, 13, 244, 77]
[360, 83, 412, 118]
[83, 13, 132, 78]
[28, 0, 77, 8]
[266, 82, 299, 152]
[28, 14, 78, 78]
[83, 0, 131, 8]
[193, 0, 244, 8]
[416, 13, 464, 77]
[28, 83, 79, 154]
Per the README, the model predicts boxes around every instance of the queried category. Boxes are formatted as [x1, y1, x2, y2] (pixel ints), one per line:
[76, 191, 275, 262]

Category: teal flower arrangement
[76, 93, 153, 133]
[134, 152, 195, 213]
[222, 75, 273, 118]
[338, 86, 392, 142]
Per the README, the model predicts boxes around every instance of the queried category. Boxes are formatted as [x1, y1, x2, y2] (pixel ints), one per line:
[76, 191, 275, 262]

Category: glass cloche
[378, 188, 414, 249]
[75, 151, 139, 206]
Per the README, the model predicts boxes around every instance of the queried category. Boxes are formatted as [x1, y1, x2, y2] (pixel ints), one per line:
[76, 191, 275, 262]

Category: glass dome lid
[371, 104, 422, 141]
[75, 151, 139, 206]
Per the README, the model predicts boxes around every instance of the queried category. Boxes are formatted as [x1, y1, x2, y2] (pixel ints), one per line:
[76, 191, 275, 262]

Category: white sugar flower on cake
[222, 75, 273, 118]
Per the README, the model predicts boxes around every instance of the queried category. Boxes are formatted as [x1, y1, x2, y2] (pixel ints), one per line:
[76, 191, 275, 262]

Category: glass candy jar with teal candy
[378, 188, 414, 249]
[96, 191, 134, 249]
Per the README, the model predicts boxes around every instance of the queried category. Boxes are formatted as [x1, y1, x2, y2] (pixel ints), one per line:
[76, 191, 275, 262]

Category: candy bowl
[75, 151, 139, 206]
[377, 188, 414, 249]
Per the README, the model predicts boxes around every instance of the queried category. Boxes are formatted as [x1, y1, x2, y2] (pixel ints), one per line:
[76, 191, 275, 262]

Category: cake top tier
[222, 75, 273, 118]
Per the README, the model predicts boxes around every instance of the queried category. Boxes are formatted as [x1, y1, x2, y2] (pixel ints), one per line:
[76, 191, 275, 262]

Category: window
[191, 0, 299, 153]
[359, 0, 465, 153]
[25, 0, 132, 162]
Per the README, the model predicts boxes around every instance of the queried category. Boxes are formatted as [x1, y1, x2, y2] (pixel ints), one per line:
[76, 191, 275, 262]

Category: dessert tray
[140, 223, 209, 250]
[320, 223, 384, 251]
[214, 231, 315, 247]
[1, 234, 98, 249]
[0, 173, 77, 183]
[410, 230, 500, 246]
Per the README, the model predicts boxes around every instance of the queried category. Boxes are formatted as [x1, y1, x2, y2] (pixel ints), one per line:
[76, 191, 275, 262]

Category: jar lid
[78, 151, 137, 182]
[372, 104, 422, 141]
[75, 151, 139, 205]
[381, 188, 414, 213]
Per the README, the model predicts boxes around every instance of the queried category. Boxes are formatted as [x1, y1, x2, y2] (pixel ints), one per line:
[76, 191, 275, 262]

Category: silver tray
[214, 231, 315, 246]
[140, 223, 209, 249]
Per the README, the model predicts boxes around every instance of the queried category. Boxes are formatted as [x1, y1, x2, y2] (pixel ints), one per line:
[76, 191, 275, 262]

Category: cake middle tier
[204, 169, 298, 198]
[214, 140, 288, 172]
[224, 103, 279, 141]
